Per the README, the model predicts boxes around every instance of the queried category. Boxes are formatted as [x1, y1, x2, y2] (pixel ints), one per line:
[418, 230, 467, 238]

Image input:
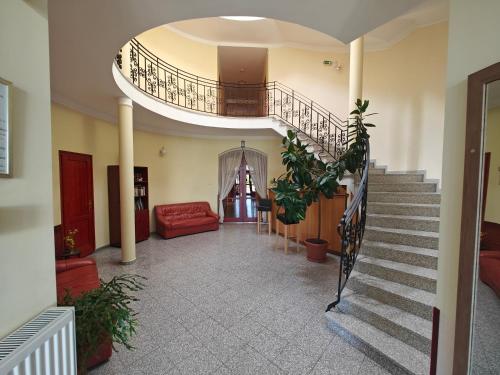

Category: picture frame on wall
[0, 77, 12, 177]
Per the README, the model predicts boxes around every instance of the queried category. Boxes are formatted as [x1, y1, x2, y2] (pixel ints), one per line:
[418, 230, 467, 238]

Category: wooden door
[59, 151, 95, 257]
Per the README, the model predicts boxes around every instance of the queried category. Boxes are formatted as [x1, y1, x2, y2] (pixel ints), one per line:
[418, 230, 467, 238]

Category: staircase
[325, 162, 440, 375]
[117, 38, 439, 374]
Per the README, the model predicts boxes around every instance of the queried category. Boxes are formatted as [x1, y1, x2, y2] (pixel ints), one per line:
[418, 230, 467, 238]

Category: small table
[57, 249, 81, 260]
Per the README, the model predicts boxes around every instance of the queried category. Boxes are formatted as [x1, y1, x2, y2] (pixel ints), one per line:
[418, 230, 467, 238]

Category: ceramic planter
[304, 238, 328, 263]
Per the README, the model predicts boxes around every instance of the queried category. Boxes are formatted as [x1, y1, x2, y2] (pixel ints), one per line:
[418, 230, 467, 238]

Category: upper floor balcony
[113, 37, 349, 160]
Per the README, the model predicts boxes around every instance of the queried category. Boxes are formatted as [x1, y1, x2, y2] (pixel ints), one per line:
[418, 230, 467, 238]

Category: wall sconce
[159, 146, 167, 157]
[241, 140, 246, 149]
[323, 59, 343, 71]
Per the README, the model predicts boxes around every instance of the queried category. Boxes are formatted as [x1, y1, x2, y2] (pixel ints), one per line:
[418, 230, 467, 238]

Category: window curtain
[244, 149, 268, 200]
[218, 150, 243, 222]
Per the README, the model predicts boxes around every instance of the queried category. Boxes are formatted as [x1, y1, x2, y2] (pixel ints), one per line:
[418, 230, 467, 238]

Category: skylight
[220, 16, 265, 22]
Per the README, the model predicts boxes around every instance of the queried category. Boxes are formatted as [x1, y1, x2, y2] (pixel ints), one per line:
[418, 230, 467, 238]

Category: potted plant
[59, 274, 146, 374]
[272, 99, 374, 262]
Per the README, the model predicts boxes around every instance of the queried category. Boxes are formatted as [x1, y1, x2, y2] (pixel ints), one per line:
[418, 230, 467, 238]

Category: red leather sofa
[479, 250, 500, 297]
[155, 201, 219, 239]
[56, 258, 112, 369]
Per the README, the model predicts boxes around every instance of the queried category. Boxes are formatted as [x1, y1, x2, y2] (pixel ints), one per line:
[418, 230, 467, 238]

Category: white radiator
[0, 307, 76, 375]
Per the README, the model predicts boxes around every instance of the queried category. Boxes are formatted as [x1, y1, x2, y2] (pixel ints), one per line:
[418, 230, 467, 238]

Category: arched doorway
[218, 146, 268, 223]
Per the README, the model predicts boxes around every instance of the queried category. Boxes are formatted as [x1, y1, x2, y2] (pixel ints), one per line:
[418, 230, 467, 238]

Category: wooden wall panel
[269, 186, 347, 254]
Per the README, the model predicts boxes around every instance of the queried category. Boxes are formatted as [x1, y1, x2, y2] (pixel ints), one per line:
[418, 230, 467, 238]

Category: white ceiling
[167, 0, 448, 52]
[48, 0, 431, 138]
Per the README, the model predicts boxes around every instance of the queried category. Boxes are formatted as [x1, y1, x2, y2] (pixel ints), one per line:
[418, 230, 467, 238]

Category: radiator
[0, 307, 76, 375]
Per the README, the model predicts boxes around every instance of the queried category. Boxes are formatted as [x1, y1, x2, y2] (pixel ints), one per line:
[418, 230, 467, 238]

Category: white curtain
[218, 150, 243, 222]
[244, 149, 268, 199]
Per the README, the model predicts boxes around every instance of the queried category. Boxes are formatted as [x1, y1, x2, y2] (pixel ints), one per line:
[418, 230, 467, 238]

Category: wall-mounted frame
[0, 77, 12, 177]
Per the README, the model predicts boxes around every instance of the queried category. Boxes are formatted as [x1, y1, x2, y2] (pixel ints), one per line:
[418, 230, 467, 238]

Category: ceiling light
[220, 16, 265, 21]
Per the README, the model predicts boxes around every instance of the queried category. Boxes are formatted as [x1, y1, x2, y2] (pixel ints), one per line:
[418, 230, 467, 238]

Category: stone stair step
[317, 152, 335, 163]
[368, 192, 441, 204]
[325, 308, 430, 375]
[361, 241, 438, 269]
[364, 226, 439, 250]
[366, 173, 425, 183]
[369, 167, 386, 175]
[369, 182, 437, 193]
[348, 271, 434, 320]
[356, 256, 437, 293]
[366, 213, 440, 233]
[338, 289, 432, 354]
[367, 202, 440, 217]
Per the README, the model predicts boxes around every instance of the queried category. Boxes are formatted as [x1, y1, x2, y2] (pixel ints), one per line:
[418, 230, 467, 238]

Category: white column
[117, 97, 136, 263]
[348, 36, 364, 113]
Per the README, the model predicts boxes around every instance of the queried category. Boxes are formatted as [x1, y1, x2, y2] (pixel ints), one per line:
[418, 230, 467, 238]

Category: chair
[257, 198, 272, 235]
[275, 210, 301, 254]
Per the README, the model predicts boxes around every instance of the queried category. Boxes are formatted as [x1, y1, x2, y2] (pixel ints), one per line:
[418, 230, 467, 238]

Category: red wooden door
[59, 151, 95, 257]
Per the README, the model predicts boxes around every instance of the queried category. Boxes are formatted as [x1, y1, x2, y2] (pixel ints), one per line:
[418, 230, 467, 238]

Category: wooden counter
[269, 186, 348, 254]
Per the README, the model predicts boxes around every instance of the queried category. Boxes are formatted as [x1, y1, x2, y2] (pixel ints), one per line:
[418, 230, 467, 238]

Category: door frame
[453, 62, 500, 374]
[59, 150, 96, 254]
[481, 152, 491, 225]
[223, 157, 257, 223]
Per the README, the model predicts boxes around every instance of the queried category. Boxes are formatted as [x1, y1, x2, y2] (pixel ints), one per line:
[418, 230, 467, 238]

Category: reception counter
[268, 186, 348, 254]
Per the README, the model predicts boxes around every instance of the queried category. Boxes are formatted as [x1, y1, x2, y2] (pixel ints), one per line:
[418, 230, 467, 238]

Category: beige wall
[0, 0, 56, 338]
[52, 103, 284, 248]
[364, 23, 448, 181]
[135, 26, 218, 80]
[269, 23, 448, 181]
[437, 1, 500, 373]
[485, 107, 500, 224]
[268, 47, 350, 117]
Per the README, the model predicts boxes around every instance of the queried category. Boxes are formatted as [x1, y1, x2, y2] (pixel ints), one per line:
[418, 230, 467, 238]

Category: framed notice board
[0, 77, 12, 177]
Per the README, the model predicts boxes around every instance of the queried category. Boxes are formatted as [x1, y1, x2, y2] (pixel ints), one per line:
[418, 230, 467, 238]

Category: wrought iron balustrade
[326, 139, 370, 311]
[115, 39, 370, 309]
[116, 38, 348, 160]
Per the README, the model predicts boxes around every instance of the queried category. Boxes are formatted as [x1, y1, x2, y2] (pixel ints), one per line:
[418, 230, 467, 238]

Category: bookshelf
[107, 165, 150, 247]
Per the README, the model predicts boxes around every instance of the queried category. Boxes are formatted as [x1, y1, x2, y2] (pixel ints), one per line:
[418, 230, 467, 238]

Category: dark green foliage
[60, 274, 146, 373]
[272, 99, 374, 240]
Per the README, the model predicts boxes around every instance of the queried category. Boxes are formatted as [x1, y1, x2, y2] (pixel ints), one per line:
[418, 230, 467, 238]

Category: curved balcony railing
[115, 38, 369, 309]
[326, 139, 370, 311]
[115, 38, 348, 160]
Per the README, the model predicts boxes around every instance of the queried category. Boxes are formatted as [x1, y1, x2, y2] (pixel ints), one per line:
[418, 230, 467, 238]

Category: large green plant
[272, 99, 374, 240]
[60, 274, 146, 374]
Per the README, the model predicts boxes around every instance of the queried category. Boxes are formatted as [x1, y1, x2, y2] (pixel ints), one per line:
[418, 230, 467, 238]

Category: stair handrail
[326, 138, 370, 311]
[116, 38, 348, 160]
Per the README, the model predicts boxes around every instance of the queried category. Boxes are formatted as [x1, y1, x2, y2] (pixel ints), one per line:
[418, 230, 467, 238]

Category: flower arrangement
[64, 229, 78, 250]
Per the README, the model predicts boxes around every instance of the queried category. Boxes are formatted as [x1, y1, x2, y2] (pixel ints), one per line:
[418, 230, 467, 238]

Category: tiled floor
[471, 278, 500, 375]
[90, 224, 389, 375]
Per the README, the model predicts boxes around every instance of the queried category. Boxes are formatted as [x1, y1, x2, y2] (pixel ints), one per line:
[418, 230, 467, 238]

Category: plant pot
[304, 238, 328, 263]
